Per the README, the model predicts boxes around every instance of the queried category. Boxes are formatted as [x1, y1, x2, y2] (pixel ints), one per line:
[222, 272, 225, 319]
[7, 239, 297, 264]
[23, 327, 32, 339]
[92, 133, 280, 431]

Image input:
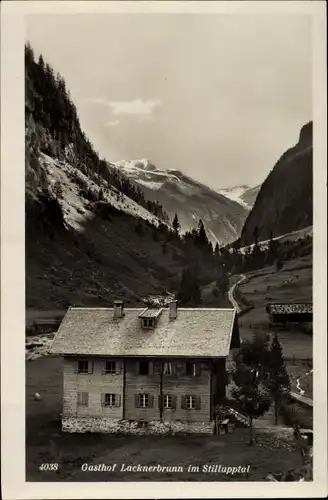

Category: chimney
[113, 300, 124, 319]
[169, 300, 178, 320]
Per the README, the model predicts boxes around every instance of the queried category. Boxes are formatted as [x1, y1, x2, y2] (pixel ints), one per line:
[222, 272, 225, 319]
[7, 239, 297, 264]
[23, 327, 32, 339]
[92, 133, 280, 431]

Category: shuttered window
[139, 394, 148, 408]
[163, 395, 172, 409]
[158, 394, 176, 410]
[186, 362, 201, 377]
[101, 393, 121, 407]
[139, 361, 150, 375]
[77, 392, 89, 406]
[104, 361, 116, 374]
[182, 395, 201, 410]
[163, 362, 173, 375]
[142, 318, 154, 328]
[77, 360, 93, 374]
[135, 393, 154, 408]
[186, 395, 196, 409]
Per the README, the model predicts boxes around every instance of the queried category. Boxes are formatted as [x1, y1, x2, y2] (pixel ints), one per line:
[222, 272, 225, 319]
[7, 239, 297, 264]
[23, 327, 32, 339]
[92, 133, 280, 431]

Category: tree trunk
[248, 417, 253, 446]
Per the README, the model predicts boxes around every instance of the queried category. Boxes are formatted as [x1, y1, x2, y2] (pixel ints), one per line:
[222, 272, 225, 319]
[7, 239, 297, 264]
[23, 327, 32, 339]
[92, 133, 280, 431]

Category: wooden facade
[266, 303, 313, 325]
[62, 355, 227, 423]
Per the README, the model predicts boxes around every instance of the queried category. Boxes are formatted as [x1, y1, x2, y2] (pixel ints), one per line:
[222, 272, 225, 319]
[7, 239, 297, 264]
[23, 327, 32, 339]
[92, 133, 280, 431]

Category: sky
[26, 13, 312, 189]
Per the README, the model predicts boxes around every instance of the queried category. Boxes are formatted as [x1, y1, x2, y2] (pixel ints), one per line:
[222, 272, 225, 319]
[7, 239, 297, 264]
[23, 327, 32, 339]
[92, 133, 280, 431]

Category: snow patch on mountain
[40, 153, 165, 231]
[113, 158, 182, 185]
[218, 185, 252, 209]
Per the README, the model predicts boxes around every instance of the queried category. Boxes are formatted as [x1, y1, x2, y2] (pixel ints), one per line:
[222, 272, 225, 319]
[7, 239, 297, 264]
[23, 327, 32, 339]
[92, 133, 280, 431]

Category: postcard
[1, 1, 327, 498]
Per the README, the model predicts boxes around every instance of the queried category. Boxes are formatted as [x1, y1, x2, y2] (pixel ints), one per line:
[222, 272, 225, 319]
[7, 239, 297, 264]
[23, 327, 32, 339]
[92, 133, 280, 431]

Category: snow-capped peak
[218, 185, 253, 209]
[113, 158, 156, 173]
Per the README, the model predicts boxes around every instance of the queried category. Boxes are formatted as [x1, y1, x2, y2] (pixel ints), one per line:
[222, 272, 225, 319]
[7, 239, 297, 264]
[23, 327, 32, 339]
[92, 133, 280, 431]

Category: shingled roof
[266, 303, 313, 314]
[50, 307, 236, 358]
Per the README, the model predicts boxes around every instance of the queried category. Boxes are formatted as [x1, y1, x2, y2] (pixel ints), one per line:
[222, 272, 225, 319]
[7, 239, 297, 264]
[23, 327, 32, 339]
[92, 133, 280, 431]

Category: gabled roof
[266, 303, 313, 314]
[138, 308, 163, 319]
[50, 307, 236, 358]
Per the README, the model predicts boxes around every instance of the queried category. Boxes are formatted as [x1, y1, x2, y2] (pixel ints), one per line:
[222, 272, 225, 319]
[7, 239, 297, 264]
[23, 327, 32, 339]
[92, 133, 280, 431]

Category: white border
[1, 1, 327, 499]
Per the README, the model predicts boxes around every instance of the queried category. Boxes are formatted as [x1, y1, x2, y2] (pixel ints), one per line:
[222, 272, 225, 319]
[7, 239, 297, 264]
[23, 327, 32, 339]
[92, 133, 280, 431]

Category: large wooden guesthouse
[50, 300, 240, 434]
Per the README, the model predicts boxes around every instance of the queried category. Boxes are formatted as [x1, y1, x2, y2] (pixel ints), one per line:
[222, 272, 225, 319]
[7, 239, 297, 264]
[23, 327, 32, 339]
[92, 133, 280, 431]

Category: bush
[279, 399, 312, 429]
[275, 258, 283, 271]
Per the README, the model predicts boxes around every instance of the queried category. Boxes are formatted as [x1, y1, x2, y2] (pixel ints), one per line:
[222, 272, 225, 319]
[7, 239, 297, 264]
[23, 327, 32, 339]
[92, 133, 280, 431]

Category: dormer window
[139, 307, 163, 329]
[143, 318, 154, 329]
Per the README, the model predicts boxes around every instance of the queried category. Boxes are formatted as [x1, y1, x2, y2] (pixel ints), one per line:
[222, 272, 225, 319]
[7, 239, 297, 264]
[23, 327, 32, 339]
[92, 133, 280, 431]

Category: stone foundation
[62, 416, 214, 435]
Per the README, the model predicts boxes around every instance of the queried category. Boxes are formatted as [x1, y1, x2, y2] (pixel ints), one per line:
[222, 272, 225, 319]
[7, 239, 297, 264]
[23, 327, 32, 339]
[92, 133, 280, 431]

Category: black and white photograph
[1, 1, 327, 499]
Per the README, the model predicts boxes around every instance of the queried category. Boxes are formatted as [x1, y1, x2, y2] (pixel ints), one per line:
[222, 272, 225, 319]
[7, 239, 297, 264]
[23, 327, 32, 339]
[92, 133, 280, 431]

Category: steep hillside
[25, 43, 229, 310]
[237, 122, 312, 246]
[114, 159, 248, 246]
[240, 184, 261, 209]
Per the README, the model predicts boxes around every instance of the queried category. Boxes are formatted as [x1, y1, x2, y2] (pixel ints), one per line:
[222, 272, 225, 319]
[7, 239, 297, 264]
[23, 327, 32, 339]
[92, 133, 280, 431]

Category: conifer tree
[172, 213, 180, 235]
[177, 266, 201, 305]
[214, 242, 220, 256]
[197, 219, 208, 245]
[231, 348, 272, 445]
[231, 362, 272, 445]
[265, 333, 290, 425]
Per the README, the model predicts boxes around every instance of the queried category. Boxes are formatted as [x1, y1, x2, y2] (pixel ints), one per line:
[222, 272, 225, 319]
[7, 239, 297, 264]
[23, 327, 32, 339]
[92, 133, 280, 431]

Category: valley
[25, 258, 312, 480]
[115, 158, 249, 246]
[231, 255, 313, 402]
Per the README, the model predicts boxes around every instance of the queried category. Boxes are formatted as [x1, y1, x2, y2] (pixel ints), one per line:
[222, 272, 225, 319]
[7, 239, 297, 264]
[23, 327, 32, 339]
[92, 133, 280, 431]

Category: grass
[236, 255, 313, 399]
[26, 356, 303, 482]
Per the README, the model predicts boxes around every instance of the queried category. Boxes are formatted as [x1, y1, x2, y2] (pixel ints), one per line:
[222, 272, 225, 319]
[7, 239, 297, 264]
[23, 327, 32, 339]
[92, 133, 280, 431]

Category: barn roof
[50, 307, 236, 358]
[266, 303, 313, 315]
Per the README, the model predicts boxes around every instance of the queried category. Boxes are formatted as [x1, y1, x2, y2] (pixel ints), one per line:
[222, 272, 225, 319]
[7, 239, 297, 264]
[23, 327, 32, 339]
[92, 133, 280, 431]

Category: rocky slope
[236, 121, 313, 246]
[240, 185, 261, 209]
[114, 159, 248, 246]
[218, 184, 260, 210]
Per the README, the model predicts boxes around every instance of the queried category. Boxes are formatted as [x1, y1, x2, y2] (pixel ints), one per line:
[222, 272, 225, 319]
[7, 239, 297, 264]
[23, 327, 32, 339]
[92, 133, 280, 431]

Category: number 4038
[39, 463, 59, 471]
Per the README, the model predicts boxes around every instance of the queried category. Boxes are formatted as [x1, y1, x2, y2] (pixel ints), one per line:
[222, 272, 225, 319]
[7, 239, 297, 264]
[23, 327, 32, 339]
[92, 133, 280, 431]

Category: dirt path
[228, 274, 246, 312]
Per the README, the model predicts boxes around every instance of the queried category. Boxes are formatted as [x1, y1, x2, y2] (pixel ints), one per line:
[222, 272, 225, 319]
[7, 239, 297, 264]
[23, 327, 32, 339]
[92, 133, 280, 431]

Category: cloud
[105, 120, 120, 128]
[83, 97, 110, 107]
[109, 99, 162, 117]
[84, 97, 162, 119]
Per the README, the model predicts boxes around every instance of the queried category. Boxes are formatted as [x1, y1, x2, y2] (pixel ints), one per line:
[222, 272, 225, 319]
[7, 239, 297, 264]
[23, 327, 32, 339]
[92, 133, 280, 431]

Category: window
[105, 361, 116, 374]
[104, 393, 116, 406]
[186, 362, 199, 377]
[138, 394, 149, 408]
[101, 393, 120, 407]
[142, 318, 154, 328]
[163, 362, 173, 375]
[163, 395, 173, 409]
[186, 395, 196, 409]
[77, 392, 89, 406]
[139, 361, 149, 375]
[77, 360, 89, 373]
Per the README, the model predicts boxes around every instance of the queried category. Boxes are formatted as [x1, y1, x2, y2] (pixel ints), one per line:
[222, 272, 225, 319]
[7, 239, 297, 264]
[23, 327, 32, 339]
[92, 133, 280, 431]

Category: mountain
[240, 185, 261, 209]
[25, 43, 229, 310]
[218, 184, 261, 210]
[236, 121, 313, 246]
[113, 159, 249, 246]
